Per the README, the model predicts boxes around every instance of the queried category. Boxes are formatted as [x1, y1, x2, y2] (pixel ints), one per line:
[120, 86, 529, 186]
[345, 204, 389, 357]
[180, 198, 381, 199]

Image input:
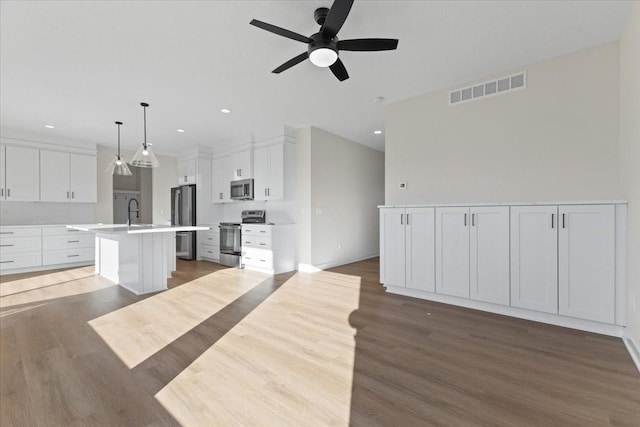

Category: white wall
[296, 127, 312, 265]
[620, 3, 640, 349]
[306, 127, 385, 269]
[385, 42, 623, 205]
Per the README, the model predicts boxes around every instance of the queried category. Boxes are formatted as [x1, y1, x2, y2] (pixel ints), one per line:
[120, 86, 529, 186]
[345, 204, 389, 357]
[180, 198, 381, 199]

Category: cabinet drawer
[0, 227, 42, 237]
[242, 235, 271, 249]
[43, 234, 94, 251]
[0, 236, 42, 254]
[242, 225, 271, 237]
[0, 252, 42, 271]
[242, 247, 273, 268]
[42, 226, 91, 236]
[200, 231, 219, 245]
[199, 244, 219, 260]
[42, 247, 94, 266]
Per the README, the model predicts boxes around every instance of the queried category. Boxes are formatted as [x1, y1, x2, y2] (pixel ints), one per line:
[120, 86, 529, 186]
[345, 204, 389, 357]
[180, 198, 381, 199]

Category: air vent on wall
[449, 71, 526, 105]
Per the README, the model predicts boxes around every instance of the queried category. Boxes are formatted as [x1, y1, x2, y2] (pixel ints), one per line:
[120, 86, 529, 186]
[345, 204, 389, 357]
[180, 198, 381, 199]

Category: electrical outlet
[399, 181, 407, 190]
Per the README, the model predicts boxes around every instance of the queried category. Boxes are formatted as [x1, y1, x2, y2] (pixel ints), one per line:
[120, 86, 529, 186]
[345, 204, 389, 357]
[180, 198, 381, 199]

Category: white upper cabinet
[510, 205, 558, 314]
[40, 150, 97, 203]
[469, 206, 510, 305]
[435, 207, 470, 298]
[558, 204, 615, 323]
[2, 145, 40, 201]
[254, 144, 284, 201]
[212, 156, 230, 203]
[69, 154, 97, 203]
[230, 149, 252, 180]
[177, 158, 197, 185]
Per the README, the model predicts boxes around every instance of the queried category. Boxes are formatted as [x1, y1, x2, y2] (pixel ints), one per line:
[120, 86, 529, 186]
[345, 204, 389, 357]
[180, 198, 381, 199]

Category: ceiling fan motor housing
[308, 32, 338, 53]
[314, 7, 330, 25]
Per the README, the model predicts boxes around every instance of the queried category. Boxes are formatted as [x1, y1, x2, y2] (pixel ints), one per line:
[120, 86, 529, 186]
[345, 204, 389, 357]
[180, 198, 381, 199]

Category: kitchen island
[68, 224, 209, 295]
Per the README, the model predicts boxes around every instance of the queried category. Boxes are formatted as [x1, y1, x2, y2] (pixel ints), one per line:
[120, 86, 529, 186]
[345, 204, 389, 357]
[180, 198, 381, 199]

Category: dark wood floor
[1, 258, 639, 426]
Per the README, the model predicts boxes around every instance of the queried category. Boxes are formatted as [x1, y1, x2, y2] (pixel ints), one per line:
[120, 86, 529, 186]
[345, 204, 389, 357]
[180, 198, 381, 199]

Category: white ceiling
[0, 1, 633, 155]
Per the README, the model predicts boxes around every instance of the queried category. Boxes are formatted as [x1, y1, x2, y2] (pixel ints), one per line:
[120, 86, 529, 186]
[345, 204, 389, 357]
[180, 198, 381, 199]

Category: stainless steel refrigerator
[171, 184, 196, 260]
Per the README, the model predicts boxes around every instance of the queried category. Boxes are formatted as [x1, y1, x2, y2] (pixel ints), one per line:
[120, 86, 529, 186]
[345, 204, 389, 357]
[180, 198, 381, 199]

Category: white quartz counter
[67, 224, 210, 234]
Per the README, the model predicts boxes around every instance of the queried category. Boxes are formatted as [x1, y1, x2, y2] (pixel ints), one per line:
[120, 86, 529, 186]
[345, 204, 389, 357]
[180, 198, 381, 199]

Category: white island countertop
[67, 224, 210, 234]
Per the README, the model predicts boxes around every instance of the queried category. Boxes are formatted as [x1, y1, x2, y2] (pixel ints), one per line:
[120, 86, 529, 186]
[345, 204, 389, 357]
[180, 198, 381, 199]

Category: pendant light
[130, 102, 159, 168]
[106, 121, 132, 175]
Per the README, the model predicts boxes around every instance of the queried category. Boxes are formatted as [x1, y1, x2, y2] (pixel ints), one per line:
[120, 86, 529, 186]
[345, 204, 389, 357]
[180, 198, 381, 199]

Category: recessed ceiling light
[176, 129, 185, 133]
[221, 108, 231, 114]
[44, 124, 55, 129]
[374, 130, 383, 135]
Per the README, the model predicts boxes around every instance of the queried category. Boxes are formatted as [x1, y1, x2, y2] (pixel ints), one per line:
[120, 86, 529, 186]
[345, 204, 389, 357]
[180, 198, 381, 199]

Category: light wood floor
[1, 258, 639, 426]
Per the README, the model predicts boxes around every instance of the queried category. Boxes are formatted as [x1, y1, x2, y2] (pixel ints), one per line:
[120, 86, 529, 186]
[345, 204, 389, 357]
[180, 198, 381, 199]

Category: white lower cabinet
[510, 205, 558, 314]
[0, 225, 95, 273]
[558, 204, 615, 323]
[241, 224, 295, 274]
[435, 207, 470, 298]
[469, 206, 510, 305]
[0, 226, 42, 271]
[381, 202, 623, 330]
[198, 228, 219, 262]
[379, 207, 435, 292]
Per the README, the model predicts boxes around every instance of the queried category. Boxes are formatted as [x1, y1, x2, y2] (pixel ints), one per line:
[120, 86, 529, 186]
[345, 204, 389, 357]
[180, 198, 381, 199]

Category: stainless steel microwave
[230, 178, 254, 200]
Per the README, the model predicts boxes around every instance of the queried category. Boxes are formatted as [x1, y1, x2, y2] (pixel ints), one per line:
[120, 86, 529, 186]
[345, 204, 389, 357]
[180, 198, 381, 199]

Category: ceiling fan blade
[250, 19, 310, 44]
[329, 58, 349, 81]
[338, 38, 399, 51]
[322, 0, 354, 39]
[272, 52, 309, 74]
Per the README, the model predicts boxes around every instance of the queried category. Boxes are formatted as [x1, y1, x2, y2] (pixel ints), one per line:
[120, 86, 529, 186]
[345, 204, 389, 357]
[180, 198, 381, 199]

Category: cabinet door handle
[67, 240, 80, 243]
[67, 191, 70, 199]
[407, 213, 410, 225]
[7, 189, 10, 198]
[0, 260, 15, 264]
[562, 213, 566, 229]
[400, 213, 404, 225]
[0, 244, 14, 247]
[471, 213, 475, 227]
[259, 243, 266, 246]
[259, 259, 266, 262]
[71, 191, 75, 199]
[0, 232, 14, 235]
[1, 188, 3, 197]
[67, 254, 80, 258]
[551, 213, 555, 229]
[464, 213, 467, 226]
[219, 192, 223, 199]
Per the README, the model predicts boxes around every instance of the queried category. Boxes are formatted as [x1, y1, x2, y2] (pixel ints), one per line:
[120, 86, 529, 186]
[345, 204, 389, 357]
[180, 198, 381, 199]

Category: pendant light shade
[130, 102, 159, 168]
[106, 121, 132, 175]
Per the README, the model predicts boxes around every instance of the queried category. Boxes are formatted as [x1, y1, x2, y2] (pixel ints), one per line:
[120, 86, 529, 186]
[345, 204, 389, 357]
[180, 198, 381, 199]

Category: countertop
[67, 224, 211, 234]
[378, 200, 628, 208]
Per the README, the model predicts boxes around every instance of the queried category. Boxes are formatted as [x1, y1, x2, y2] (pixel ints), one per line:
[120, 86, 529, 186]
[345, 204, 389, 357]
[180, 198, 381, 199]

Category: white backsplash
[0, 201, 95, 225]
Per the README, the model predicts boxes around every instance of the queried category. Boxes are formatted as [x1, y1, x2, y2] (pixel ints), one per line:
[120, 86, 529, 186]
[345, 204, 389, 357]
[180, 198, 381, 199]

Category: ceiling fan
[250, 0, 398, 82]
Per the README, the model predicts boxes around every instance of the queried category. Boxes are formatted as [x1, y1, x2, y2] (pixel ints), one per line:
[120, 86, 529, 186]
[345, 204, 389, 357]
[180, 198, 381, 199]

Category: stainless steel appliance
[218, 210, 266, 267]
[230, 178, 254, 200]
[171, 184, 196, 260]
[219, 222, 241, 267]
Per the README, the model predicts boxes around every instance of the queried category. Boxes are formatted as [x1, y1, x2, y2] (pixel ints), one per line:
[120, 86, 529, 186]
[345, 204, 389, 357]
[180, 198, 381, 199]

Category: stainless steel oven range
[218, 210, 266, 268]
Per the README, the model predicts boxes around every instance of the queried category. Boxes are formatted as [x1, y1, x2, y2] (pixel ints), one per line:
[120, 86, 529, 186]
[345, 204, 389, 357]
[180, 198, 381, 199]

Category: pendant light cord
[115, 121, 123, 160]
[143, 104, 147, 149]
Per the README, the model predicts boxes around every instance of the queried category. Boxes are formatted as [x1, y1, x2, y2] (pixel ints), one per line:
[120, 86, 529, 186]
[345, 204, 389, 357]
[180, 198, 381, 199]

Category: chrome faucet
[127, 198, 139, 226]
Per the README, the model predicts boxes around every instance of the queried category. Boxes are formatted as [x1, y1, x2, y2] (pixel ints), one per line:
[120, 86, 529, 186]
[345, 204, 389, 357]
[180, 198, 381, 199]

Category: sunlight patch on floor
[155, 270, 361, 426]
[0, 266, 113, 309]
[89, 268, 270, 369]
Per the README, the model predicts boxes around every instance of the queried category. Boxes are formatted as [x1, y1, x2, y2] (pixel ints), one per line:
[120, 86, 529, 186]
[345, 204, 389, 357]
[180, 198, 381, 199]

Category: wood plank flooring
[1, 258, 639, 426]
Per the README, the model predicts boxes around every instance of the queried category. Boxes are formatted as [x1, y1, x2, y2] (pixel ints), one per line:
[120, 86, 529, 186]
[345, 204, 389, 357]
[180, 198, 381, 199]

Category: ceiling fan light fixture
[309, 47, 338, 67]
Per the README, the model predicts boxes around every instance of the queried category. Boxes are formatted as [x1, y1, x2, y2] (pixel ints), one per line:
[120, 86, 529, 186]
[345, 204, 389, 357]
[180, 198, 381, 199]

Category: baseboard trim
[298, 253, 379, 273]
[385, 285, 625, 338]
[623, 335, 640, 373]
[0, 261, 94, 276]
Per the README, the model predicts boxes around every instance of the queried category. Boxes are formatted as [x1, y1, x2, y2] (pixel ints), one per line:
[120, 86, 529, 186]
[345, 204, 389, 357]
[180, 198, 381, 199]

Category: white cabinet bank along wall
[0, 138, 98, 274]
[380, 202, 627, 336]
